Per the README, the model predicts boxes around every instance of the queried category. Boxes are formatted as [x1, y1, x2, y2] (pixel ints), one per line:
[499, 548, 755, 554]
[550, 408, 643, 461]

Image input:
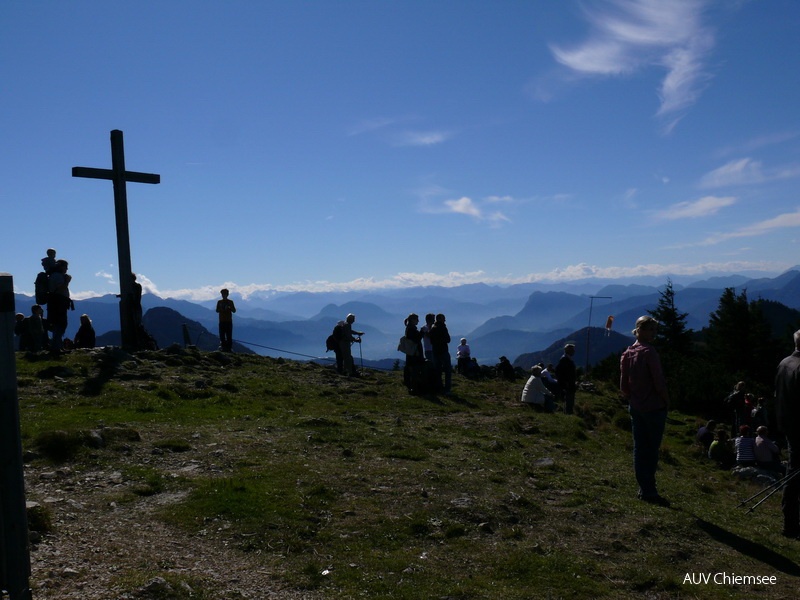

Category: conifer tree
[648, 279, 692, 355]
[647, 279, 694, 409]
[705, 287, 775, 385]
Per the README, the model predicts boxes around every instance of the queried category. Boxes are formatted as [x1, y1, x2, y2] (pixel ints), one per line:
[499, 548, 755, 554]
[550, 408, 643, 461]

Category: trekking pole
[740, 469, 800, 513]
[745, 472, 798, 514]
[737, 469, 794, 508]
[358, 339, 363, 371]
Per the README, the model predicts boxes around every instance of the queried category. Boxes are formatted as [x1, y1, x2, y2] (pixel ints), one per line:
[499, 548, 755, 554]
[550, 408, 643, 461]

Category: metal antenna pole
[585, 296, 612, 373]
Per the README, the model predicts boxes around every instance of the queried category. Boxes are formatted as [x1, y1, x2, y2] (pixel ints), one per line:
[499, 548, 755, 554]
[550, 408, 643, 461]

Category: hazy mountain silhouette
[96, 307, 254, 353]
[12, 267, 800, 365]
[514, 327, 633, 371]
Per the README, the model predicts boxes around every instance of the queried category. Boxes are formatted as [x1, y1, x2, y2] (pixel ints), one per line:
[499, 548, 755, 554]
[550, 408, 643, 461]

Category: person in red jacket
[620, 315, 669, 507]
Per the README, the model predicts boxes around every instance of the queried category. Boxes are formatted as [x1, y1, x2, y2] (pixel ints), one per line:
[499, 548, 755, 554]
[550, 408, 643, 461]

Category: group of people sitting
[15, 307, 97, 352]
[698, 419, 784, 474]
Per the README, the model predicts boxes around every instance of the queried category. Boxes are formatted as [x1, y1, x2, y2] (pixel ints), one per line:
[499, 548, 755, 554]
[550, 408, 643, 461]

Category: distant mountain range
[12, 267, 800, 369]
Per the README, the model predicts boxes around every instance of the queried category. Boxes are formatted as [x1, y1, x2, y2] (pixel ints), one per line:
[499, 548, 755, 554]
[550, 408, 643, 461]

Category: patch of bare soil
[24, 431, 319, 600]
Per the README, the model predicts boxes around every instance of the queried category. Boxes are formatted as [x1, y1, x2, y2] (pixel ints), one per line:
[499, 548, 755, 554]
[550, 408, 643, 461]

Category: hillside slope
[13, 348, 800, 598]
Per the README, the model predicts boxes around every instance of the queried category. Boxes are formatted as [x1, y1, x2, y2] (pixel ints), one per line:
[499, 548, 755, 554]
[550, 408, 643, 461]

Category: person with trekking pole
[340, 313, 364, 377]
[775, 329, 800, 538]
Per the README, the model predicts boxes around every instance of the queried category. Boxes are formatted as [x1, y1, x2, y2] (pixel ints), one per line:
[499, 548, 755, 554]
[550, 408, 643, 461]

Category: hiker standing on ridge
[421, 313, 436, 361]
[47, 259, 73, 355]
[402, 313, 424, 392]
[340, 313, 364, 376]
[216, 288, 237, 352]
[429, 313, 452, 394]
[775, 329, 800, 538]
[131, 272, 144, 327]
[620, 316, 670, 507]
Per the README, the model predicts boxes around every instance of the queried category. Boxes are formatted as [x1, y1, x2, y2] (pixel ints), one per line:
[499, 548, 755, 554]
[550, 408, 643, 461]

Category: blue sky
[2, 0, 799, 301]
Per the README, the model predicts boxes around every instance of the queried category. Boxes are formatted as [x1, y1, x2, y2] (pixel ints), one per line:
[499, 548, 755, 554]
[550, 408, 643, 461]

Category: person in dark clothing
[696, 420, 717, 451]
[47, 259, 73, 354]
[41, 248, 57, 274]
[340, 314, 364, 376]
[330, 321, 345, 374]
[725, 381, 748, 437]
[421, 313, 436, 361]
[402, 313, 425, 392]
[14, 313, 27, 350]
[555, 343, 577, 414]
[73, 314, 96, 349]
[30, 304, 48, 351]
[496, 356, 515, 380]
[429, 313, 452, 394]
[775, 330, 800, 538]
[216, 288, 236, 352]
[131, 272, 144, 328]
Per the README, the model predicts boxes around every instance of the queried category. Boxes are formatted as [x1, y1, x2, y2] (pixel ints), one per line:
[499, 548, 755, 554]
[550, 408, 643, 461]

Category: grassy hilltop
[15, 347, 800, 599]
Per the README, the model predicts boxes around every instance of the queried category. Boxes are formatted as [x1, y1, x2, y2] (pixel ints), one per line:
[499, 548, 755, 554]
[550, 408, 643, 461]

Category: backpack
[34, 271, 50, 305]
[325, 324, 343, 352]
[325, 334, 337, 352]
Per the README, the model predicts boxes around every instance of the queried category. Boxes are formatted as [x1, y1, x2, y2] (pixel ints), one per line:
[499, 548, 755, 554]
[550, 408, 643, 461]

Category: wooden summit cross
[73, 130, 160, 351]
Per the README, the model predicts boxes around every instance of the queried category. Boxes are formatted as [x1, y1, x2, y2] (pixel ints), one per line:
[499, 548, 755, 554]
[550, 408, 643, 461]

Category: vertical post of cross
[110, 130, 136, 352]
[73, 130, 160, 352]
[0, 274, 32, 600]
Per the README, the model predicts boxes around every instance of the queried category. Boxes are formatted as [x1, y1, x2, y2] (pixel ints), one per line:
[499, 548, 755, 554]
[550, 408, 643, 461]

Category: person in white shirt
[521, 365, 555, 412]
[456, 338, 471, 374]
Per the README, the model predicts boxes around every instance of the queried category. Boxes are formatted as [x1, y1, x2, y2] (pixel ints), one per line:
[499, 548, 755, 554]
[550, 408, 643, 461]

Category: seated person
[696, 420, 716, 451]
[708, 429, 735, 468]
[496, 356, 516, 380]
[73, 314, 96, 349]
[521, 365, 555, 412]
[754, 425, 783, 473]
[734, 425, 756, 467]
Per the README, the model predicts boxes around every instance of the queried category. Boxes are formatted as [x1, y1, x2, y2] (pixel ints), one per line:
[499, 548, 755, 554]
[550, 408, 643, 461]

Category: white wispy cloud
[425, 195, 513, 226]
[699, 158, 800, 189]
[444, 196, 483, 218]
[654, 195, 736, 220]
[134, 273, 160, 295]
[349, 116, 453, 147]
[548, 0, 715, 125]
[76, 271, 163, 300]
[392, 130, 452, 147]
[138, 260, 787, 300]
[94, 270, 115, 283]
[699, 158, 764, 188]
[715, 131, 800, 158]
[695, 208, 800, 246]
[487, 212, 513, 227]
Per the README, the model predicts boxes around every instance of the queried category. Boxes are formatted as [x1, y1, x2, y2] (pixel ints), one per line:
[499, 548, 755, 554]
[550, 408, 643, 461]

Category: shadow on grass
[447, 393, 479, 408]
[694, 516, 800, 576]
[81, 363, 117, 395]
